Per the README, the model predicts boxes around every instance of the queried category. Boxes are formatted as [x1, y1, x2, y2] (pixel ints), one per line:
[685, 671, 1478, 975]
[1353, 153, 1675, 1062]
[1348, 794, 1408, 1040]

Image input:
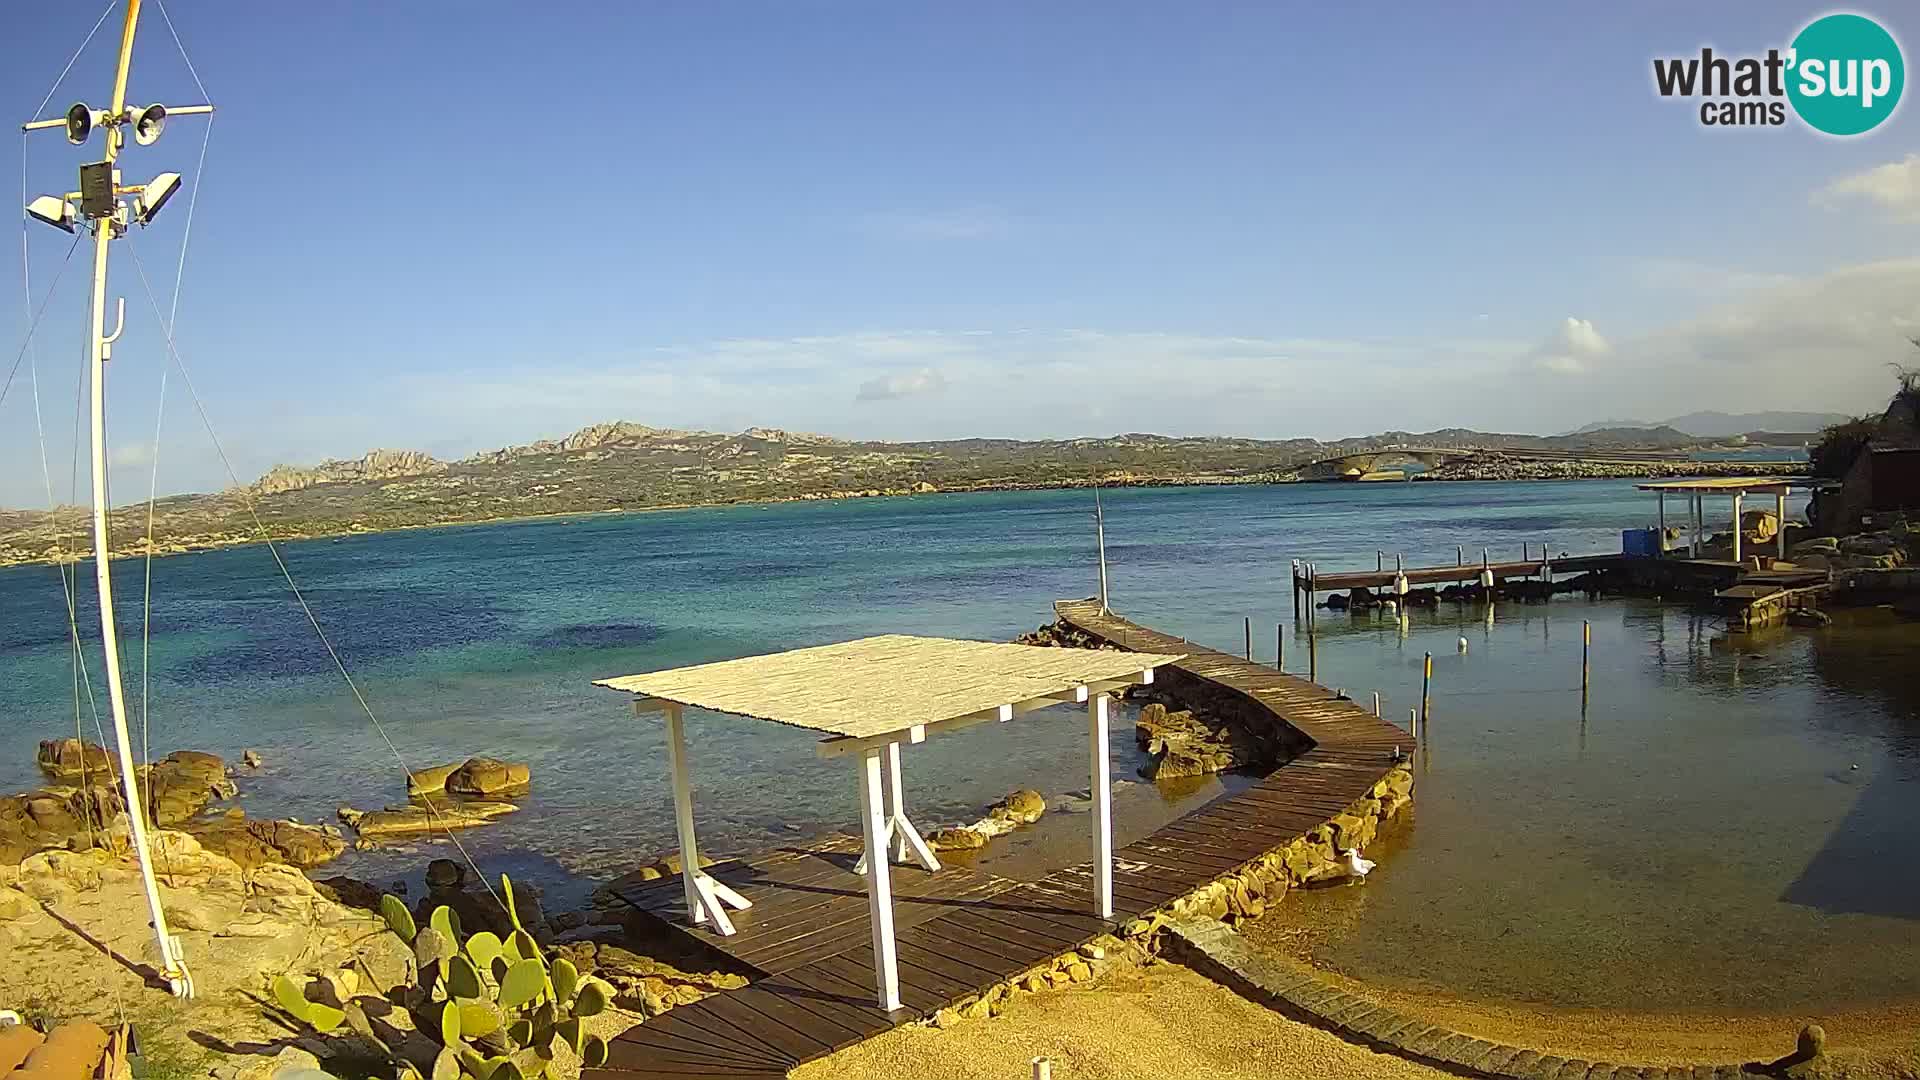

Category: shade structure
[596, 635, 1183, 1011]
[1637, 477, 1811, 561]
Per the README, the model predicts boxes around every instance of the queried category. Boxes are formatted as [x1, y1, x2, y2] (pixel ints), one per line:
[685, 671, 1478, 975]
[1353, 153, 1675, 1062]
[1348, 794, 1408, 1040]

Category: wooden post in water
[1456, 544, 1464, 566]
[1410, 706, 1419, 742]
[1276, 624, 1285, 672]
[1244, 616, 1252, 660]
[1422, 652, 1432, 724]
[1371, 691, 1381, 717]
[1376, 550, 1384, 572]
[1308, 626, 1318, 683]
[1582, 620, 1591, 691]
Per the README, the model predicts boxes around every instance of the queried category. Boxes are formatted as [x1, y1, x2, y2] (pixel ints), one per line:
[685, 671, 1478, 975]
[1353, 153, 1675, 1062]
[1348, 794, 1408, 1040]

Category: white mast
[23, 0, 211, 999]
[1093, 486, 1110, 612]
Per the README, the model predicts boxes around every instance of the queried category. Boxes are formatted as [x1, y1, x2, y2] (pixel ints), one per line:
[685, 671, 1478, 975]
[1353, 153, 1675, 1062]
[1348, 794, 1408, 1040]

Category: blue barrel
[1622, 528, 1660, 557]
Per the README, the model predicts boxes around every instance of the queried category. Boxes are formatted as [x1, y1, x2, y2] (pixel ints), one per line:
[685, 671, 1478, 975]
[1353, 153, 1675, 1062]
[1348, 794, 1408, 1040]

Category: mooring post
[1371, 691, 1381, 717]
[1276, 624, 1285, 672]
[1244, 616, 1252, 660]
[1292, 559, 1301, 619]
[1308, 627, 1318, 683]
[1582, 619, 1591, 691]
[1422, 652, 1432, 724]
[1307, 563, 1317, 626]
[1456, 544, 1463, 566]
[1410, 706, 1419, 742]
[1396, 552, 1404, 573]
[1032, 1057, 1052, 1080]
[1376, 550, 1384, 572]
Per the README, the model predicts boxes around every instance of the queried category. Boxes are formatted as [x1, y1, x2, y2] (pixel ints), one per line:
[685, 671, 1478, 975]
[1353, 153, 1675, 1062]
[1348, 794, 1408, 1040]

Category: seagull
[1343, 849, 1376, 879]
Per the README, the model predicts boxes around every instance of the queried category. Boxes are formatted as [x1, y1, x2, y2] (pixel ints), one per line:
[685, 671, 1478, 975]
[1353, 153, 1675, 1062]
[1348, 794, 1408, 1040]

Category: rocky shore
[1419, 456, 1809, 483]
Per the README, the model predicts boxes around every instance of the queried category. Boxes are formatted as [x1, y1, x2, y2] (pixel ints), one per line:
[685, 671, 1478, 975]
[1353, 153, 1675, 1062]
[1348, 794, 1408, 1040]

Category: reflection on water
[1253, 600, 1920, 1013]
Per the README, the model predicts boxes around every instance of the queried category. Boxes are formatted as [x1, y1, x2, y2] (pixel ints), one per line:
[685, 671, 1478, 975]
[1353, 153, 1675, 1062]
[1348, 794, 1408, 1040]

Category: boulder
[988, 790, 1045, 826]
[187, 810, 345, 869]
[312, 876, 384, 912]
[338, 800, 517, 842]
[1786, 608, 1832, 627]
[1141, 746, 1210, 781]
[242, 750, 264, 769]
[249, 863, 317, 898]
[144, 750, 235, 826]
[404, 762, 461, 797]
[1741, 509, 1779, 542]
[35, 739, 115, 781]
[444, 758, 531, 797]
[929, 827, 987, 852]
[1794, 536, 1841, 557]
[0, 885, 37, 920]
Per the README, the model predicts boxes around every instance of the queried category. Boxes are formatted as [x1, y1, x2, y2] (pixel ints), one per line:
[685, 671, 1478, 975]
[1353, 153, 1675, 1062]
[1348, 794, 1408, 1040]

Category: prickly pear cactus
[270, 873, 612, 1080]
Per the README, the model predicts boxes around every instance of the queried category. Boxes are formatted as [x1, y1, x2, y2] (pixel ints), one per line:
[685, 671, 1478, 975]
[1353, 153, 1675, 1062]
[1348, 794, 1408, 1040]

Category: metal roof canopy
[1635, 477, 1809, 562]
[595, 634, 1182, 1013]
[1635, 476, 1805, 495]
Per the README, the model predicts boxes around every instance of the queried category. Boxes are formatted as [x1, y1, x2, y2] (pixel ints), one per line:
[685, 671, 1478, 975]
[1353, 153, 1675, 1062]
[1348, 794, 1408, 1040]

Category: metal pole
[1456, 544, 1463, 566]
[1410, 706, 1419, 742]
[1376, 550, 1384, 572]
[1371, 691, 1380, 717]
[1776, 490, 1787, 562]
[1094, 489, 1110, 612]
[81, 0, 191, 1001]
[1276, 624, 1284, 673]
[1244, 616, 1252, 660]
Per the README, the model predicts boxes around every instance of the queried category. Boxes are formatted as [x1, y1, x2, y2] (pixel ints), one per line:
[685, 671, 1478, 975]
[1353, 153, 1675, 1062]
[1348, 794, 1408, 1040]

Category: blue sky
[4, 1, 1919, 504]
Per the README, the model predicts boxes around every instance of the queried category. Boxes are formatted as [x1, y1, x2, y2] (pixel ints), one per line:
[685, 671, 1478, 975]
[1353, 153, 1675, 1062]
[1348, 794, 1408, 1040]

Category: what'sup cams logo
[1653, 12, 1904, 135]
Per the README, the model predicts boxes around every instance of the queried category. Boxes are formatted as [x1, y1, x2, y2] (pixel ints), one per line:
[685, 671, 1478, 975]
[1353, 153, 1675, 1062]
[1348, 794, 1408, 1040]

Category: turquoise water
[10, 479, 1917, 1016]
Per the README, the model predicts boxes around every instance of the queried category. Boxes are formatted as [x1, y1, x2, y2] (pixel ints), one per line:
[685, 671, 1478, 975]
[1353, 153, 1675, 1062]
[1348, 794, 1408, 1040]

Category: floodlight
[25, 195, 75, 233]
[65, 102, 104, 145]
[129, 103, 167, 145]
[134, 173, 180, 225]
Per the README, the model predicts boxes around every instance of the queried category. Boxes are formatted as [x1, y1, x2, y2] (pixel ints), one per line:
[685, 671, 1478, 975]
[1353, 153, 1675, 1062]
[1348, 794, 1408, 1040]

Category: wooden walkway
[589, 601, 1409, 1080]
[1294, 553, 1627, 596]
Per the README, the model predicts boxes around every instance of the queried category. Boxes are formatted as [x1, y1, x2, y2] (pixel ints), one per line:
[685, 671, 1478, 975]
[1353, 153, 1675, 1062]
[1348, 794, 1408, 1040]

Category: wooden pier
[589, 602, 1409, 1080]
[1292, 552, 1627, 608]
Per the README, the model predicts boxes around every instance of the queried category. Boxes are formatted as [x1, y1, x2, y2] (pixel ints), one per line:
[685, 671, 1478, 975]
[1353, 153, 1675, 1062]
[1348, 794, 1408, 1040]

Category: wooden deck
[1294, 553, 1627, 595]
[589, 601, 1409, 1079]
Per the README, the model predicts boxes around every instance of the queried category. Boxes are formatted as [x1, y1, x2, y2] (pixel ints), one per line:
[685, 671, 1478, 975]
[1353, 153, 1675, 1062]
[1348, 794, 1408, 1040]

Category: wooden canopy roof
[1635, 476, 1804, 495]
[595, 634, 1181, 749]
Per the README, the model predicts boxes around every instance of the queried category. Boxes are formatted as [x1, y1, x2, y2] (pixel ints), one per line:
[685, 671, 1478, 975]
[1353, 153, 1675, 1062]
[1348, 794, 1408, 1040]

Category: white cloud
[1530, 317, 1610, 374]
[1814, 155, 1920, 222]
[857, 368, 948, 402]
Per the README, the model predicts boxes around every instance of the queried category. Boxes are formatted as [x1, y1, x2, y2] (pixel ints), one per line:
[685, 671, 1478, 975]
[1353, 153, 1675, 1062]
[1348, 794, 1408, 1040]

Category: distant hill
[1573, 411, 1850, 438]
[0, 418, 1788, 566]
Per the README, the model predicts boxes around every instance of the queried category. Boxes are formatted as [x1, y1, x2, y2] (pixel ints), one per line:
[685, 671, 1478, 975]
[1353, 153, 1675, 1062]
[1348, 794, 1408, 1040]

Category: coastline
[0, 460, 1807, 571]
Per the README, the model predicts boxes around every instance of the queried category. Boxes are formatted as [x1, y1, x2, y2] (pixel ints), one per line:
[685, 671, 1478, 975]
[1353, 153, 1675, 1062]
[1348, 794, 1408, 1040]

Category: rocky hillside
[0, 420, 1750, 566]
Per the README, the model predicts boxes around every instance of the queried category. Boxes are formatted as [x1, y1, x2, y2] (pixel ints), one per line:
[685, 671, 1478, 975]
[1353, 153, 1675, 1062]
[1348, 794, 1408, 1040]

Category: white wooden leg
[858, 749, 902, 1012]
[663, 704, 705, 926]
[705, 877, 751, 911]
[689, 873, 735, 936]
[1732, 492, 1743, 564]
[1089, 693, 1113, 920]
[1777, 492, 1788, 561]
[884, 742, 908, 863]
[854, 741, 941, 874]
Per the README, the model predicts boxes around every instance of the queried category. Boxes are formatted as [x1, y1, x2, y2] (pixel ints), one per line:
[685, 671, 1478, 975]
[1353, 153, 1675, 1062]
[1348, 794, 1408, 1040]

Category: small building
[1821, 446, 1920, 532]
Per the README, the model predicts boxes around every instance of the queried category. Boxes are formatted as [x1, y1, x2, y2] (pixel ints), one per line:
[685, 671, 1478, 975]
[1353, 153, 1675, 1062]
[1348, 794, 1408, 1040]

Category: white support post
[1776, 491, 1788, 562]
[1657, 491, 1666, 547]
[857, 749, 903, 1012]
[1690, 495, 1702, 557]
[1731, 491, 1743, 565]
[853, 740, 941, 875]
[663, 703, 748, 934]
[1089, 692, 1113, 920]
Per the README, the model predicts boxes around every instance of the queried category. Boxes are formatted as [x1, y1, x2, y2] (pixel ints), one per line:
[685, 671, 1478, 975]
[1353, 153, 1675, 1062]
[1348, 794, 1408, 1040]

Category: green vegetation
[271, 875, 611, 1080]
[1811, 360, 1920, 479]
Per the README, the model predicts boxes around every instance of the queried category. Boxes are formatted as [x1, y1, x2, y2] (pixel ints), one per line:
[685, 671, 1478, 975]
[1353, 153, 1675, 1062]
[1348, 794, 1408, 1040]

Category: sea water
[3, 480, 1915, 1012]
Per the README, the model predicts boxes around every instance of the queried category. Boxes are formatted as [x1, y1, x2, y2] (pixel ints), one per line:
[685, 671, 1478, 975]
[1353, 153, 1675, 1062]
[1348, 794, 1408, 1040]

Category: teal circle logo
[1787, 13, 1904, 135]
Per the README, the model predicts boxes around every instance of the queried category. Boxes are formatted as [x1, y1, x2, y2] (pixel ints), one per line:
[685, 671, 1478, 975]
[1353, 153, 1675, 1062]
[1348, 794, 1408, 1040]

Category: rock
[405, 762, 462, 796]
[188, 811, 346, 870]
[1065, 961, 1093, 983]
[242, 750, 264, 769]
[1141, 745, 1209, 781]
[1840, 534, 1899, 557]
[144, 751, 235, 826]
[0, 886, 38, 920]
[1794, 537, 1841, 557]
[338, 800, 517, 840]
[1786, 608, 1832, 627]
[425, 858, 465, 889]
[36, 739, 117, 781]
[312, 876, 384, 912]
[218, 914, 290, 938]
[1799, 1024, 1826, 1059]
[988, 790, 1045, 826]
[264, 1045, 323, 1080]
[929, 827, 988, 852]
[1742, 508, 1780, 542]
[20, 849, 102, 891]
[444, 758, 531, 797]
[165, 897, 224, 931]
[249, 863, 317, 898]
